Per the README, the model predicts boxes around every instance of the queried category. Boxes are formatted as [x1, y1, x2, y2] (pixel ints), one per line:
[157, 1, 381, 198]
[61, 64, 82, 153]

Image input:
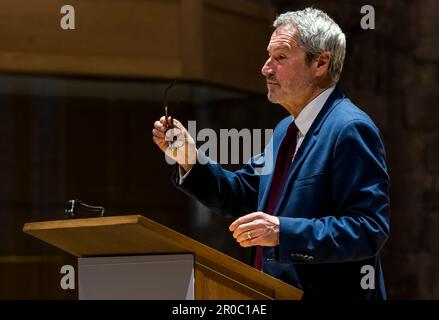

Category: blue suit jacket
[175, 87, 390, 299]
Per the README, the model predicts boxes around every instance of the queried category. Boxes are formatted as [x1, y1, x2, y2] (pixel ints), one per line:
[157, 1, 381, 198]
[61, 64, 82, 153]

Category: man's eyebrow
[267, 44, 290, 52]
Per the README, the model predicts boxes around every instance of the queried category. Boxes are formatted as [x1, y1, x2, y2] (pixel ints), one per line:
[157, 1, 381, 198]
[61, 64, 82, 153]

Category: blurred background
[0, 0, 438, 299]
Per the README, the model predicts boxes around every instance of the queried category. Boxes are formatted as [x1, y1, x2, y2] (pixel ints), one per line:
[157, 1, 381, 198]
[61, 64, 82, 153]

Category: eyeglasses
[163, 80, 176, 129]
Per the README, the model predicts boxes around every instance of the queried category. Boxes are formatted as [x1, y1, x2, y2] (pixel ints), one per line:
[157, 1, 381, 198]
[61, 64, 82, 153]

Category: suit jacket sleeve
[278, 119, 390, 264]
[173, 151, 261, 218]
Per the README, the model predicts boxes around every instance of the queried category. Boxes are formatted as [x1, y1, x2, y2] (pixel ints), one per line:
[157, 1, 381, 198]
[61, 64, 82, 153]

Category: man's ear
[314, 51, 331, 78]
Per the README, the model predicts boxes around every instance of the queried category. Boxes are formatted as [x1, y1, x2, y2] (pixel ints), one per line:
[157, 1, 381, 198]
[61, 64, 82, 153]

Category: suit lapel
[259, 87, 346, 214]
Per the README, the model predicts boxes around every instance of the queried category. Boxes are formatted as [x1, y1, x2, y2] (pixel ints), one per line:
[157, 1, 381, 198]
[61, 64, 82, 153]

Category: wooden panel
[0, 0, 273, 93]
[23, 215, 187, 257]
[195, 262, 272, 299]
[0, 101, 32, 204]
[203, 1, 274, 93]
[180, 0, 204, 79]
[23, 215, 303, 299]
[0, 0, 182, 78]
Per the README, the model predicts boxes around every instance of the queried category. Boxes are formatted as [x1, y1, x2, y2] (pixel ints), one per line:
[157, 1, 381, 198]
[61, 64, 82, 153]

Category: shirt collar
[294, 86, 335, 136]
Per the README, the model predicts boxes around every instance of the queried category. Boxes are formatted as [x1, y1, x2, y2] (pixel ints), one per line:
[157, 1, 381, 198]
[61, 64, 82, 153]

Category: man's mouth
[267, 81, 279, 87]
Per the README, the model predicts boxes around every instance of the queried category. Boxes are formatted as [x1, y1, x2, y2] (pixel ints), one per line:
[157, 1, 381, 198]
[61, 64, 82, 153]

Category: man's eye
[276, 56, 286, 61]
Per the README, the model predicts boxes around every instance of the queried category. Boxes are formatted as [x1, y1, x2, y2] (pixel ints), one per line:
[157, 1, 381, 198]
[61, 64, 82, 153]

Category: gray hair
[273, 8, 346, 84]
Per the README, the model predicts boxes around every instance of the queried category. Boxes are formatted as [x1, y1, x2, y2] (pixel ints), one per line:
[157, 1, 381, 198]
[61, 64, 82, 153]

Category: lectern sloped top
[23, 214, 303, 300]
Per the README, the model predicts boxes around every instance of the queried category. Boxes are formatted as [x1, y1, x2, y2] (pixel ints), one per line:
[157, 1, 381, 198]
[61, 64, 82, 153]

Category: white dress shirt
[292, 86, 335, 157]
[179, 86, 335, 183]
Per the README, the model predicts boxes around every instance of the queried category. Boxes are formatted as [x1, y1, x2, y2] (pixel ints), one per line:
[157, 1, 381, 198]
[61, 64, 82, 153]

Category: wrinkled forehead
[267, 24, 300, 51]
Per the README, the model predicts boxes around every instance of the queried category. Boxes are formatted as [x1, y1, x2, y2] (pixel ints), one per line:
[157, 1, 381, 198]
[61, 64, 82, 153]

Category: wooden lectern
[23, 215, 302, 300]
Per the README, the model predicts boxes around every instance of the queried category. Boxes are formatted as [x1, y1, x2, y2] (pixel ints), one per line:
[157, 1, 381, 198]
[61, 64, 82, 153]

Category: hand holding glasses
[152, 81, 197, 173]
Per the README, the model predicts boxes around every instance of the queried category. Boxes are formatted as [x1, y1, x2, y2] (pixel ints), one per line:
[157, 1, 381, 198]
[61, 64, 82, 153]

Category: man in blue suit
[152, 8, 390, 299]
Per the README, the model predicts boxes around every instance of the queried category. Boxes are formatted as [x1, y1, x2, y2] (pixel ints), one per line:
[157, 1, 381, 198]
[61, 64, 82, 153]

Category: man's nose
[261, 58, 273, 77]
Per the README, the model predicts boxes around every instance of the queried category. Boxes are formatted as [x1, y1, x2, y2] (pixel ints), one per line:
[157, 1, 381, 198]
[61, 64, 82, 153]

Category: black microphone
[65, 199, 105, 218]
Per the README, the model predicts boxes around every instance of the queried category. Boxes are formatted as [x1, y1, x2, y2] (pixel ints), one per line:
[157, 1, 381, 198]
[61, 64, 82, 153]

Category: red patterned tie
[253, 121, 298, 270]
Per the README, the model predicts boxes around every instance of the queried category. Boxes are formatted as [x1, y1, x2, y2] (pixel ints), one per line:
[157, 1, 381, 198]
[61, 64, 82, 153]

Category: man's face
[261, 25, 314, 107]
